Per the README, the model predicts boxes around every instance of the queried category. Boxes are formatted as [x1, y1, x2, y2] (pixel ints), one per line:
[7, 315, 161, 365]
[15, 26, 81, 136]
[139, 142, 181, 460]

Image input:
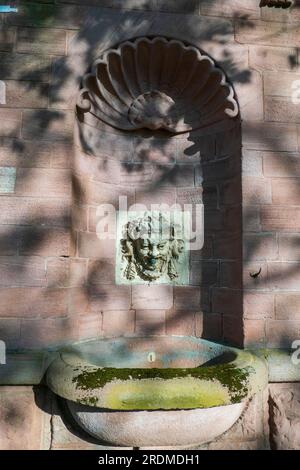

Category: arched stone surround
[1, 1, 300, 451]
[57, 23, 244, 346]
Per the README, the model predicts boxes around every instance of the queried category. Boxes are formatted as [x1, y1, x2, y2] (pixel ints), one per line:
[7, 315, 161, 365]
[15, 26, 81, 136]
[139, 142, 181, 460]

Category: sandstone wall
[1, 384, 300, 450]
[0, 0, 299, 348]
[0, 0, 300, 451]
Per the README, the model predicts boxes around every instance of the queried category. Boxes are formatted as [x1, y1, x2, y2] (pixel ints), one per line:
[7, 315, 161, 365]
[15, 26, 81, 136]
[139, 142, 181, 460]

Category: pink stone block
[166, 309, 195, 336]
[275, 293, 300, 320]
[102, 310, 135, 337]
[135, 310, 166, 335]
[266, 319, 300, 347]
[132, 285, 173, 310]
[0, 256, 46, 288]
[0, 386, 48, 450]
[90, 285, 131, 311]
[244, 291, 274, 319]
[20, 316, 78, 349]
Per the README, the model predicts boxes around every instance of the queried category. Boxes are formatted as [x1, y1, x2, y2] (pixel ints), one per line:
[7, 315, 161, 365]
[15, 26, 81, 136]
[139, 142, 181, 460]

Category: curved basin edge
[46, 338, 268, 410]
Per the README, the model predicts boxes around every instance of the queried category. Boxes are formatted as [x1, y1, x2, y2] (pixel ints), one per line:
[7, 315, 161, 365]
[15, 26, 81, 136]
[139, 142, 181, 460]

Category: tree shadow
[0, 0, 300, 450]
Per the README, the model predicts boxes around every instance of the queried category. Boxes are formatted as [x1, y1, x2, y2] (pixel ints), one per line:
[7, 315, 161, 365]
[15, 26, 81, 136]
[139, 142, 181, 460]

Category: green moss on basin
[70, 363, 252, 410]
[46, 338, 268, 411]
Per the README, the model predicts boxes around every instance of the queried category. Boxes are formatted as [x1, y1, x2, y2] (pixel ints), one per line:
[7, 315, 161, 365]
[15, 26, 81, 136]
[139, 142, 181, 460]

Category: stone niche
[72, 36, 243, 345]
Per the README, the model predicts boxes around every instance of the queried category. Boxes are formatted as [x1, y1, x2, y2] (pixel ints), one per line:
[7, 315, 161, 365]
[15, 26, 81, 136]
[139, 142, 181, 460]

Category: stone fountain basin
[46, 336, 268, 447]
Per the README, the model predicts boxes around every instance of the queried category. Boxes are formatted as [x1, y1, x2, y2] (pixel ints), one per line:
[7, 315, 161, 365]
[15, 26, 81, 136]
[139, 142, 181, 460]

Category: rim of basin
[46, 336, 268, 411]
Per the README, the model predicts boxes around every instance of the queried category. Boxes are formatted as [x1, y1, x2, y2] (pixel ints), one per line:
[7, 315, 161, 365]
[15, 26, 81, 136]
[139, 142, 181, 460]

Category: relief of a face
[134, 238, 171, 277]
[118, 211, 189, 284]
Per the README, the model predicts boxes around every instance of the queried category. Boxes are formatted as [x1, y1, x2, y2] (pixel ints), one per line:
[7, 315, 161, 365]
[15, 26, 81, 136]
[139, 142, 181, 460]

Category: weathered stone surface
[51, 405, 124, 450]
[0, 53, 51, 81]
[135, 309, 166, 335]
[195, 393, 267, 450]
[236, 19, 300, 48]
[249, 45, 298, 72]
[243, 176, 272, 204]
[174, 286, 201, 310]
[234, 70, 263, 121]
[0, 352, 51, 385]
[19, 316, 78, 349]
[201, 0, 260, 18]
[17, 27, 66, 55]
[136, 187, 176, 208]
[15, 168, 71, 198]
[77, 37, 238, 133]
[0, 287, 68, 317]
[275, 293, 300, 319]
[102, 310, 135, 337]
[0, 256, 46, 288]
[263, 151, 300, 177]
[220, 261, 242, 289]
[265, 350, 300, 383]
[0, 0, 298, 398]
[78, 232, 115, 259]
[272, 178, 300, 204]
[268, 261, 300, 290]
[242, 122, 298, 151]
[195, 312, 222, 341]
[244, 319, 266, 348]
[71, 204, 87, 232]
[166, 309, 196, 336]
[278, 234, 300, 261]
[243, 233, 277, 261]
[212, 288, 242, 315]
[67, 402, 246, 447]
[89, 285, 131, 313]
[46, 336, 267, 412]
[73, 176, 134, 206]
[0, 109, 22, 138]
[0, 226, 19, 255]
[244, 291, 274, 319]
[0, 80, 49, 108]
[78, 313, 102, 341]
[6, 3, 86, 29]
[190, 261, 219, 287]
[88, 259, 115, 285]
[19, 226, 70, 257]
[261, 4, 300, 23]
[264, 71, 300, 98]
[265, 96, 300, 124]
[0, 27, 16, 52]
[22, 110, 73, 141]
[261, 206, 300, 231]
[0, 318, 21, 348]
[0, 138, 71, 169]
[266, 320, 300, 347]
[0, 196, 70, 227]
[223, 314, 244, 347]
[132, 285, 173, 310]
[269, 383, 300, 450]
[73, 150, 121, 184]
[213, 232, 242, 259]
[155, 0, 198, 13]
[0, 386, 50, 450]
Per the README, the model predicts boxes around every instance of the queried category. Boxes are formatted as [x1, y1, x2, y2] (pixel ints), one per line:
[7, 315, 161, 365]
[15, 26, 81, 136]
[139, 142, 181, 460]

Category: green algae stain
[105, 377, 231, 410]
[72, 363, 252, 409]
[77, 396, 98, 406]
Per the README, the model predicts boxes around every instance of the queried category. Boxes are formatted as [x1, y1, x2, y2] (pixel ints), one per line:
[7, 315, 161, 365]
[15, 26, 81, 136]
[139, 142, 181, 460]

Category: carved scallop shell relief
[77, 37, 239, 134]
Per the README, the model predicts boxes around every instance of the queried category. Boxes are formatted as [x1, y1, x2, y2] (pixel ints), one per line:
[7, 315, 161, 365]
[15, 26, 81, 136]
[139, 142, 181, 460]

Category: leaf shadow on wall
[0, 0, 300, 450]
